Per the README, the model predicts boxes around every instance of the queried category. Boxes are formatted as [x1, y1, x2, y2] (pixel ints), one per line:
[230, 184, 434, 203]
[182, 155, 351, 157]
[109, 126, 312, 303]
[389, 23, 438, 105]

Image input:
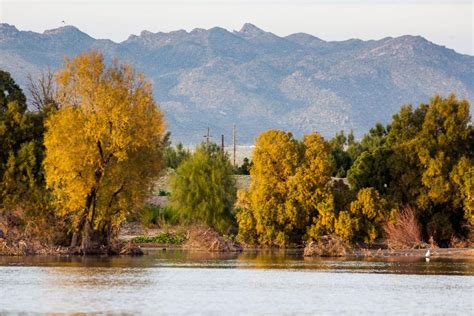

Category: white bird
[425, 249, 431, 258]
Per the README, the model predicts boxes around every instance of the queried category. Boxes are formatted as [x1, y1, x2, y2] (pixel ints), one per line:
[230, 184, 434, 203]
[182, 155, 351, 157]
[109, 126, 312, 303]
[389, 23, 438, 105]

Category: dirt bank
[121, 223, 242, 252]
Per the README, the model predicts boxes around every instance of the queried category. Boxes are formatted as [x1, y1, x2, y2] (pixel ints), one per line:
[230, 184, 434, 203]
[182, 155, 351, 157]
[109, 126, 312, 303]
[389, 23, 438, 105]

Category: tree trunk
[70, 214, 86, 248]
[70, 232, 79, 248]
[80, 219, 94, 254]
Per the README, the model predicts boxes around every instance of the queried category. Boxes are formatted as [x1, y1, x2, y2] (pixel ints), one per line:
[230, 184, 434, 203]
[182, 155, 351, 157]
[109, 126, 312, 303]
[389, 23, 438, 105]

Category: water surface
[0, 249, 473, 315]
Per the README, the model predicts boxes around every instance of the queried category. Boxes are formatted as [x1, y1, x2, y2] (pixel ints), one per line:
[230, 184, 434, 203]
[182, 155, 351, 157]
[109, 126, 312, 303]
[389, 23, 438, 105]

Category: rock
[120, 242, 144, 256]
[304, 235, 351, 257]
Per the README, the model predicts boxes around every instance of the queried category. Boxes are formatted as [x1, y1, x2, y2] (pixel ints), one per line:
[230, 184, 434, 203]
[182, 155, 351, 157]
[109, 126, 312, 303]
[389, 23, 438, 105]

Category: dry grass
[183, 225, 242, 252]
[304, 235, 352, 257]
[449, 235, 471, 248]
[384, 205, 424, 249]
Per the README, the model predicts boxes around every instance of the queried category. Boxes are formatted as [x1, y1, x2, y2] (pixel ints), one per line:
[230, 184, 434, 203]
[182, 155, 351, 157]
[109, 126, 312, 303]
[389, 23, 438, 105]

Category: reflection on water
[0, 249, 473, 314]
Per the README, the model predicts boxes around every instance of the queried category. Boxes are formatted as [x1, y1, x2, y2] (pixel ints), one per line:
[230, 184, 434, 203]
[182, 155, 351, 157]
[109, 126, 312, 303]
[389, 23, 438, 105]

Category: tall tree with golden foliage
[236, 130, 334, 247]
[44, 52, 166, 254]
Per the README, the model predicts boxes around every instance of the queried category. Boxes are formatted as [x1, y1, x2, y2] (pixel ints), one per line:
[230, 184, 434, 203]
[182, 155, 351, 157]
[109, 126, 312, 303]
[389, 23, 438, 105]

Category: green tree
[329, 131, 352, 177]
[0, 70, 46, 209]
[164, 142, 191, 169]
[235, 157, 252, 175]
[169, 142, 236, 233]
[347, 147, 392, 194]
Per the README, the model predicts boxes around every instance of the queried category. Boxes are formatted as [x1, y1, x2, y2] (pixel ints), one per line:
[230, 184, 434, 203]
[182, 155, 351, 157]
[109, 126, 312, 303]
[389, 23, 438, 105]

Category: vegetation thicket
[346, 95, 473, 246]
[236, 95, 473, 248]
[0, 70, 61, 248]
[0, 53, 472, 254]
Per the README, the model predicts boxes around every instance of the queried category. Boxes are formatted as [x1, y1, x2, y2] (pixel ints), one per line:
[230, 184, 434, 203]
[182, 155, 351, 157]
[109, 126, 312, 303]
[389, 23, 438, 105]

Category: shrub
[140, 205, 160, 228]
[139, 205, 179, 228]
[384, 205, 423, 249]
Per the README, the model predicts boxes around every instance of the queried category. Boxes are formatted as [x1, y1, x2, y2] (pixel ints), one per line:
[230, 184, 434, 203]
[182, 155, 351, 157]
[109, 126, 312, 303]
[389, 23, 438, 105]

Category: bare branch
[27, 68, 58, 111]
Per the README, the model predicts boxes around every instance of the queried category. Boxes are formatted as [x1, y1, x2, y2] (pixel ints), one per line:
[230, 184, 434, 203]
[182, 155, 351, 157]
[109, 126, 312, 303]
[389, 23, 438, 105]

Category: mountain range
[0, 23, 472, 143]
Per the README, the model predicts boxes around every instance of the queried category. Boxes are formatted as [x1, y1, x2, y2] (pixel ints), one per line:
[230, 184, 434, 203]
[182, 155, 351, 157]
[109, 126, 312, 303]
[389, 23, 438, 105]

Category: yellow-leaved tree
[236, 130, 334, 247]
[44, 51, 166, 254]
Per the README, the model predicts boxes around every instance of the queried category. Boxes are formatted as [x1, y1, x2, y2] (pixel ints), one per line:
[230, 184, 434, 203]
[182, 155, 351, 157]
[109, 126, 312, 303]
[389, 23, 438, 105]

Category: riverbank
[2, 218, 473, 258]
[121, 224, 474, 259]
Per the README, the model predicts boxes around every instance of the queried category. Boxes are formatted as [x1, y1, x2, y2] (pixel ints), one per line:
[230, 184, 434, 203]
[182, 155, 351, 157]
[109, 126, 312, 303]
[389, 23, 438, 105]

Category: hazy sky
[1, 0, 472, 55]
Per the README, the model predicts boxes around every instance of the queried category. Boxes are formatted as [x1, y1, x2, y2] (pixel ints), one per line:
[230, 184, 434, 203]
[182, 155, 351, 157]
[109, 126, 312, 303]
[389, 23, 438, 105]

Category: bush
[384, 205, 423, 249]
[139, 205, 179, 228]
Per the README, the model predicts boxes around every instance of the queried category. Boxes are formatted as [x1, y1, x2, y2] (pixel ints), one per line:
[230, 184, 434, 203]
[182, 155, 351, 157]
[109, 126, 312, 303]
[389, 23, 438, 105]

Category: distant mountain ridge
[1, 23, 472, 143]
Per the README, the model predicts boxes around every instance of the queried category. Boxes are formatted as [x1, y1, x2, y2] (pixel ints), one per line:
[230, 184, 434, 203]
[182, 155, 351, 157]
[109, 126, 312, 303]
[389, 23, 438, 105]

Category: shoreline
[134, 243, 474, 259]
[1, 243, 473, 259]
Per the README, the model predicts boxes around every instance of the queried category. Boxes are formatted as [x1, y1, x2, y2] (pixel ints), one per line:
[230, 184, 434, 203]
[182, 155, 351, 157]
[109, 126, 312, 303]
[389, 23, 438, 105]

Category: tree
[237, 130, 301, 246]
[169, 142, 236, 233]
[164, 142, 191, 169]
[346, 95, 473, 245]
[235, 157, 252, 175]
[414, 95, 473, 243]
[236, 130, 334, 247]
[0, 70, 27, 112]
[27, 69, 58, 113]
[44, 51, 166, 254]
[329, 131, 352, 177]
[0, 70, 46, 209]
[288, 133, 334, 239]
[347, 147, 392, 194]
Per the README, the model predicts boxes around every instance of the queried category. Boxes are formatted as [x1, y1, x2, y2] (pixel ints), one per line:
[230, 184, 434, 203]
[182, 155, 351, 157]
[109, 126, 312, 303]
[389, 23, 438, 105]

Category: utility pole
[204, 127, 212, 143]
[221, 134, 225, 156]
[232, 124, 236, 167]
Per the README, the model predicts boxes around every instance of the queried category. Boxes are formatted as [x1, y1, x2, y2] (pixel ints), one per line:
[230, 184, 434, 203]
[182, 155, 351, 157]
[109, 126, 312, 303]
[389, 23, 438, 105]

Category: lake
[0, 249, 473, 315]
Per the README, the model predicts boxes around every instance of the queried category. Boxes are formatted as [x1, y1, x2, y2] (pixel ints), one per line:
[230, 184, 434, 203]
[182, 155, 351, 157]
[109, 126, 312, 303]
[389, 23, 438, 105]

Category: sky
[0, 0, 472, 55]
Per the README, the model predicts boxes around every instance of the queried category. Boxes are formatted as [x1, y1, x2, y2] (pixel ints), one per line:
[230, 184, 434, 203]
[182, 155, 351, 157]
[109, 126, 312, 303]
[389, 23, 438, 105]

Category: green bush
[139, 205, 179, 228]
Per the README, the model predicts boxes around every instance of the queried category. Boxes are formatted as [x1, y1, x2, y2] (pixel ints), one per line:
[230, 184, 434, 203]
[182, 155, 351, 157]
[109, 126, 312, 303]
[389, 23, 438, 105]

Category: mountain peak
[43, 25, 91, 39]
[0, 23, 19, 36]
[238, 23, 266, 36]
[140, 30, 155, 37]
